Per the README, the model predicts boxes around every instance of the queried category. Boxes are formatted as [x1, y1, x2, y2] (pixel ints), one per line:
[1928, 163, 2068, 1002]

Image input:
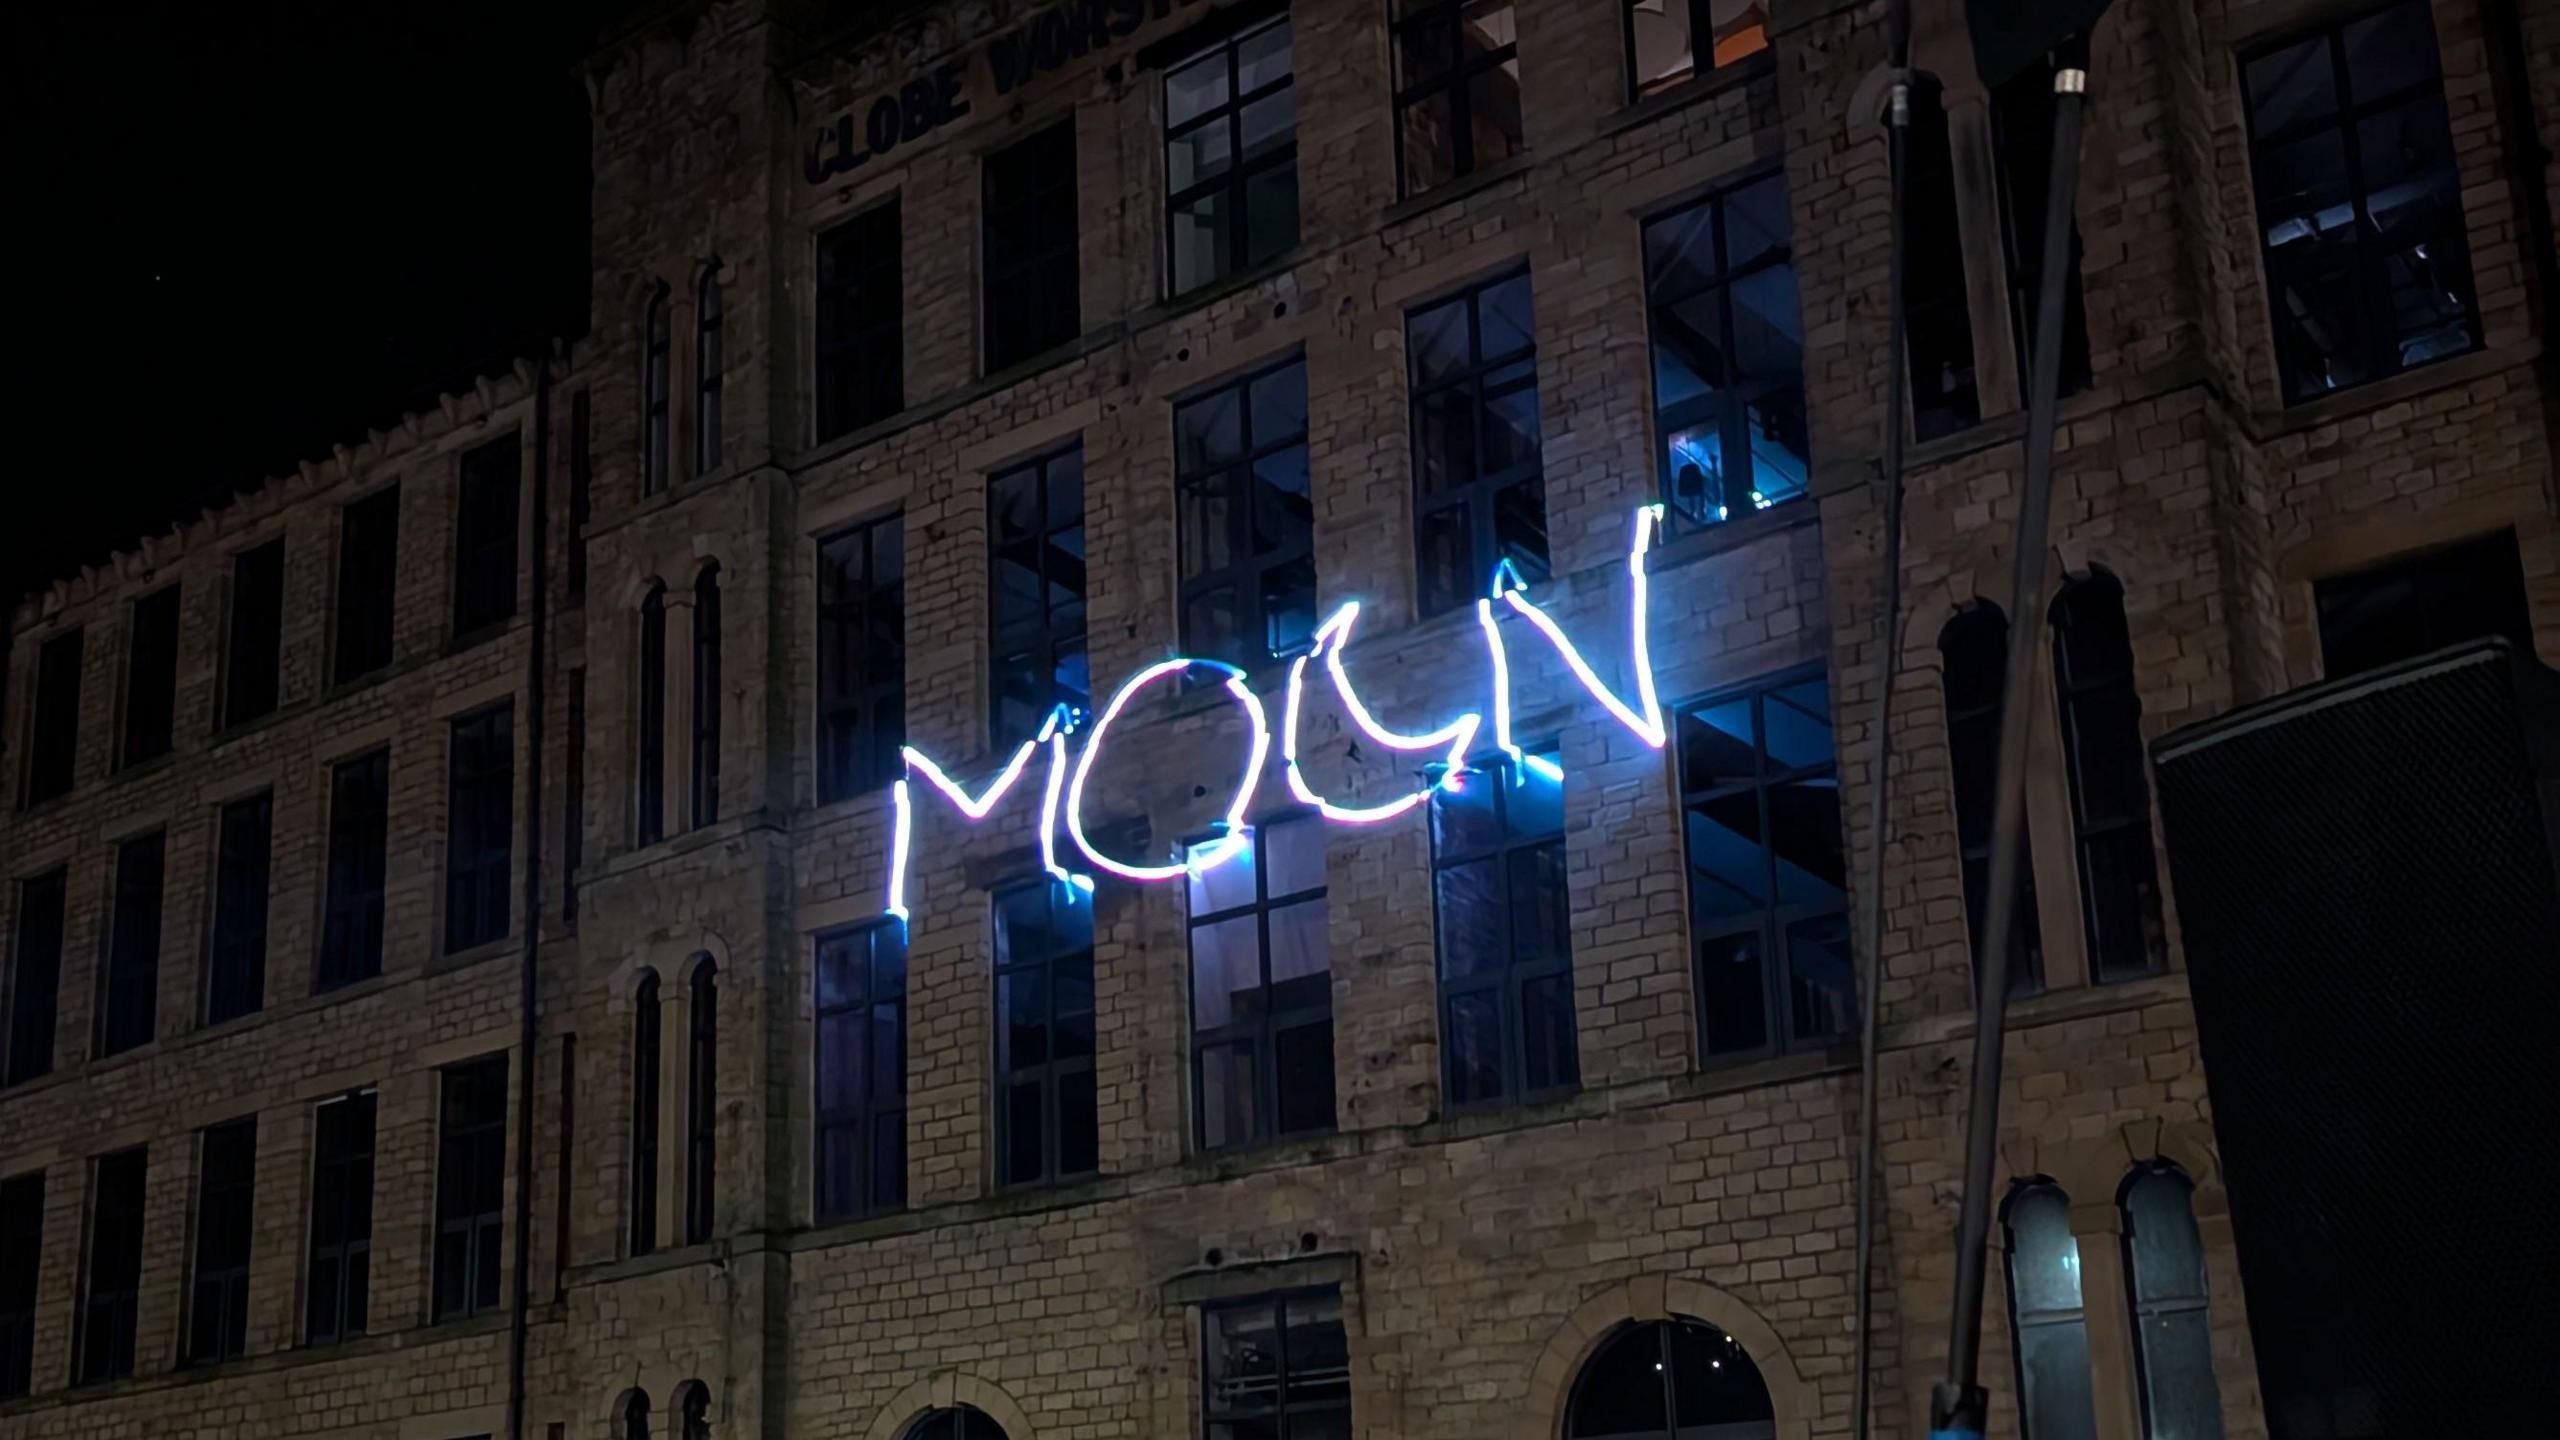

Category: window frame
[1391, 0, 1523, 197]
[814, 199, 906, 443]
[1428, 748, 1578, 1110]
[431, 1055, 509, 1322]
[100, 829, 165, 1059]
[21, 627, 83, 807]
[221, 537, 287, 729]
[119, 582, 182, 770]
[2049, 573, 2165, 983]
[815, 513, 906, 804]
[76, 1147, 146, 1385]
[331, 484, 401, 686]
[643, 283, 672, 496]
[1938, 605, 2043, 997]
[981, 119, 1082, 373]
[1199, 1285, 1354, 1440]
[304, 1088, 376, 1345]
[695, 266, 724, 476]
[205, 789, 274, 1025]
[1162, 12, 1300, 296]
[992, 877, 1099, 1188]
[988, 442, 1090, 751]
[184, 1116, 257, 1366]
[319, 748, 391, 992]
[813, 920, 907, 1222]
[1408, 269, 1547, 618]
[1174, 354, 1317, 671]
[1621, 0, 1773, 100]
[452, 433, 522, 641]
[1187, 814, 1336, 1152]
[444, 702, 514, 955]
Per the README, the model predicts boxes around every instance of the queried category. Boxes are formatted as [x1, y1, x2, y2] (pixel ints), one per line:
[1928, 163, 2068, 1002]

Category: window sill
[1145, 244, 1308, 327]
[1649, 495, 1822, 577]
[1879, 970, 2190, 1052]
[429, 935, 517, 976]
[2254, 338, 2529, 440]
[1602, 51, 1777, 140]
[1380, 150, 1536, 230]
[784, 327, 1122, 477]
[445, 619, 515, 658]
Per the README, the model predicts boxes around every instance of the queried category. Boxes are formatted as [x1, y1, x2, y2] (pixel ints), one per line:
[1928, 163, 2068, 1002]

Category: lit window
[1430, 750, 1576, 1107]
[994, 879, 1098, 1185]
[1644, 172, 1808, 530]
[1392, 1, 1522, 196]
[1623, 0, 1770, 99]
[1188, 816, 1334, 1150]
[2121, 1164, 2226, 1440]
[2003, 1181, 2100, 1440]
[1410, 271, 1547, 617]
[1165, 14, 1298, 295]
[1175, 356, 1316, 669]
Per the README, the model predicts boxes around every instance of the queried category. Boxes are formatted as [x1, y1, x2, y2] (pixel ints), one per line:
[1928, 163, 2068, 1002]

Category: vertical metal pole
[1931, 43, 2088, 1440]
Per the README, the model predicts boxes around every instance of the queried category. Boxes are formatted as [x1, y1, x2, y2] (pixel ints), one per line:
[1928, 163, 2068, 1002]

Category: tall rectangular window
[0, 1170, 40, 1397]
[2051, 576, 2165, 982]
[695, 274, 724, 475]
[77, 1147, 145, 1385]
[22, 628, 83, 806]
[684, 963, 717, 1245]
[1644, 171, 1810, 530]
[205, 791, 273, 1025]
[815, 201, 905, 442]
[1991, 58, 2093, 398]
[333, 485, 400, 684]
[1904, 79, 1983, 440]
[1176, 357, 1316, 669]
[305, 1090, 375, 1344]
[1202, 1289, 1353, 1439]
[1430, 751, 1575, 1107]
[1938, 608, 2043, 997]
[120, 584, 181, 769]
[1410, 271, 1546, 618]
[982, 120, 1080, 372]
[446, 703, 514, 954]
[814, 921, 906, 1220]
[433, 1056, 508, 1321]
[320, 749, 390, 991]
[1679, 670, 1854, 1060]
[643, 286, 671, 496]
[994, 880, 1097, 1186]
[1392, 1, 1522, 197]
[1166, 14, 1299, 296]
[569, 388, 592, 601]
[5, 869, 66, 1086]
[2241, 0, 2476, 402]
[1188, 816, 1334, 1150]
[453, 433, 521, 638]
[990, 444, 1089, 749]
[566, 667, 586, 926]
[638, 587, 667, 845]
[692, 566, 722, 829]
[101, 831, 165, 1058]
[629, 975, 661, 1257]
[186, 1118, 255, 1365]
[1624, 0, 1770, 98]
[223, 539, 286, 728]
[816, 515, 905, 803]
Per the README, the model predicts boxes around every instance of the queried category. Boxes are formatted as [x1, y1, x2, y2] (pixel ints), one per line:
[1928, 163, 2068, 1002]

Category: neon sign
[882, 504, 1669, 918]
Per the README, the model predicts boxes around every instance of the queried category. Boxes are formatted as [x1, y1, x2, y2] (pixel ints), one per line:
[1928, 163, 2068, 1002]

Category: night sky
[4, 1, 632, 606]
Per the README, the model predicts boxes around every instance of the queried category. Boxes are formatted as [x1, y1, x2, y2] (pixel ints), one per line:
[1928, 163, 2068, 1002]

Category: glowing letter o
[1066, 658, 1271, 883]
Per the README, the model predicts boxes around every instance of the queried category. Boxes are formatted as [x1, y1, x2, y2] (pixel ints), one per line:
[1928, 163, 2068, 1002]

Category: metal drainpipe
[508, 348, 554, 1440]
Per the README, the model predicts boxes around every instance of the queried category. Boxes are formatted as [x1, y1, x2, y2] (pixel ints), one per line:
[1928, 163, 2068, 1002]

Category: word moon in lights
[883, 504, 1670, 919]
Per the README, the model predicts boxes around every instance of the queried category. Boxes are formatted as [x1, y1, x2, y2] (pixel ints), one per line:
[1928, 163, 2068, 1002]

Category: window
[77, 1147, 145, 1385]
[1429, 750, 1575, 1106]
[989, 444, 1090, 749]
[223, 539, 286, 727]
[1176, 357, 1316, 669]
[446, 704, 513, 953]
[911, 1408, 1010, 1440]
[306, 1090, 375, 1344]
[643, 284, 671, 496]
[813, 921, 906, 1220]
[815, 201, 904, 442]
[624, 1391, 653, 1440]
[186, 1118, 255, 1364]
[570, 389, 592, 601]
[333, 485, 400, 684]
[1392, 1, 1522, 196]
[692, 565, 721, 829]
[1644, 171, 1809, 529]
[1939, 607, 2042, 996]
[206, 791, 273, 1025]
[696, 269, 724, 475]
[2242, 0, 2476, 402]
[816, 515, 905, 802]
[2122, 1165, 2225, 1440]
[1165, 13, 1299, 296]
[678, 1383, 713, 1440]
[1566, 1319, 1778, 1439]
[994, 880, 1097, 1186]
[6, 869, 65, 1086]
[1904, 77, 1982, 439]
[1409, 271, 1547, 617]
[121, 583, 181, 768]
[1201, 1289, 1352, 1439]
[685, 962, 717, 1245]
[982, 120, 1080, 371]
[101, 830, 165, 1058]
[433, 1056, 508, 1321]
[1188, 816, 1334, 1150]
[2050, 573, 2164, 982]
[631, 973, 661, 1257]
[22, 628, 82, 806]
[454, 434, 521, 637]
[320, 749, 390, 991]
[0, 1171, 40, 1397]
[639, 586, 668, 844]
[1624, 0, 1771, 98]
[567, 668, 586, 926]
[1679, 671, 1853, 1060]
[2314, 528, 2534, 677]
[1991, 57, 2093, 398]
[2003, 1181, 2100, 1440]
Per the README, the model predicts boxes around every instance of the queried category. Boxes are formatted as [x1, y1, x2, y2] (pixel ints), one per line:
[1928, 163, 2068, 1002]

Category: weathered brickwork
[3, 1, 2552, 1438]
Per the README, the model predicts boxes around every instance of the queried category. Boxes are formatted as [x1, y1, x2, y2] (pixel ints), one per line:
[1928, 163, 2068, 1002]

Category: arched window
[638, 585, 668, 846]
[691, 565, 721, 830]
[2050, 573, 2164, 981]
[685, 959, 717, 1245]
[643, 283, 672, 496]
[1940, 603, 2043, 995]
[2002, 1181, 2098, 1440]
[1565, 1318, 1776, 1439]
[630, 972, 662, 1257]
[2121, 1164, 2225, 1440]
[695, 268, 724, 476]
[674, 1380, 712, 1440]
[908, 1406, 1008, 1440]
[622, 1389, 653, 1440]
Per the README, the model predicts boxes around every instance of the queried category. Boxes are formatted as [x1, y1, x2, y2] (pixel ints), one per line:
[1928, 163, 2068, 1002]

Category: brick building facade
[2, 1, 2553, 1438]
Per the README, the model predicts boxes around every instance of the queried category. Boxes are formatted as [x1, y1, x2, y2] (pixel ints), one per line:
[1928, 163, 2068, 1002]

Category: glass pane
[1239, 90, 1294, 163]
[1686, 795, 1766, 921]
[1188, 587, 1241, 660]
[1443, 990, 1504, 1105]
[1415, 386, 1478, 492]
[1249, 363, 1308, 442]
[1432, 767, 1504, 857]
[1173, 193, 1227, 295]
[1567, 1324, 1669, 1437]
[1400, 88, 1457, 194]
[1192, 915, 1264, 1030]
[1266, 818, 1326, 897]
[1520, 972, 1578, 1092]
[1478, 274, 1535, 359]
[1167, 49, 1228, 128]
[1179, 385, 1246, 471]
[1725, 175, 1791, 268]
[1408, 295, 1470, 385]
[1507, 845, 1570, 965]
[2126, 1169, 2208, 1302]
[1482, 377, 1542, 476]
[1768, 774, 1844, 904]
[1679, 699, 1758, 789]
[1237, 19, 1292, 92]
[1274, 1020, 1335, 1133]
[1697, 930, 1769, 1056]
[1191, 837, 1260, 915]
[1183, 472, 1234, 578]
[1267, 902, 1329, 1011]
[1414, 503, 1472, 615]
[1242, 157, 1301, 267]
[1058, 1069, 1098, 1174]
[1285, 1291, 1352, 1404]
[871, 1002, 904, 1098]
[1645, 199, 1720, 295]
[1491, 478, 1549, 588]
[2019, 1319, 2102, 1440]
[1000, 970, 1048, 1070]
[1206, 1302, 1283, 1414]
[1766, 677, 1831, 762]
[2139, 1308, 2226, 1440]
[1630, 0, 1697, 96]
[1171, 115, 1232, 191]
[2242, 35, 2334, 137]
[2343, 1, 2442, 103]
[1655, 290, 1727, 411]
[817, 1012, 864, 1110]
[1465, 60, 1525, 170]
[1669, 1319, 1778, 1425]
[1785, 913, 1857, 1044]
[1434, 859, 1503, 979]
[2007, 1186, 2085, 1313]
[1261, 558, 1319, 657]
[1200, 1039, 1258, 1149]
[1003, 1082, 1043, 1183]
